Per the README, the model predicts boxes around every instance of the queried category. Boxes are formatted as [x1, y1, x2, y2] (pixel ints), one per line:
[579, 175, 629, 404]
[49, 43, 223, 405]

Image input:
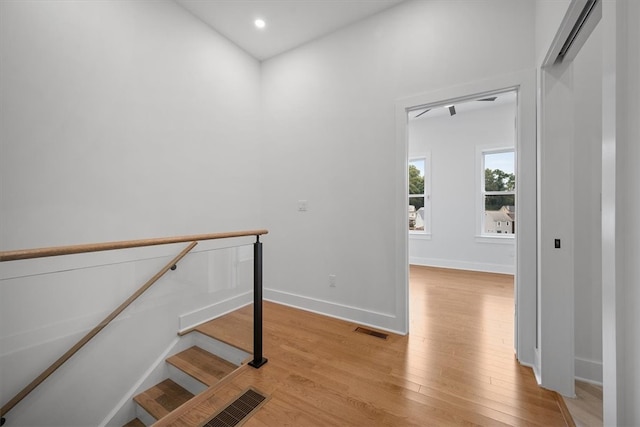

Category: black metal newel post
[249, 235, 268, 368]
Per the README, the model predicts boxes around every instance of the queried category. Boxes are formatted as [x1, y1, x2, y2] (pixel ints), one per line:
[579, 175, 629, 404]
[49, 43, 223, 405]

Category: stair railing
[0, 229, 268, 425]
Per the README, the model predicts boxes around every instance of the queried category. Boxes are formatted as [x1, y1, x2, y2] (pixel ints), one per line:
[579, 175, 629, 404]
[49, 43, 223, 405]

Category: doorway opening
[395, 72, 537, 366]
[406, 90, 518, 340]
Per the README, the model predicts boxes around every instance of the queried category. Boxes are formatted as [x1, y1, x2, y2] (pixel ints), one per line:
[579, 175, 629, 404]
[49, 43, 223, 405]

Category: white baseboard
[533, 348, 542, 385]
[575, 357, 603, 385]
[409, 256, 515, 275]
[264, 288, 404, 335]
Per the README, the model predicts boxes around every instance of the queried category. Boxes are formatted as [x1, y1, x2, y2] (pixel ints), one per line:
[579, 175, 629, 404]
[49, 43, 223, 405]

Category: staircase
[122, 337, 246, 426]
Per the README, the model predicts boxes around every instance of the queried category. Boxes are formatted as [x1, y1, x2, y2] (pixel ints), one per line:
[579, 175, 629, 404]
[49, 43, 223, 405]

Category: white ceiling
[174, 0, 406, 61]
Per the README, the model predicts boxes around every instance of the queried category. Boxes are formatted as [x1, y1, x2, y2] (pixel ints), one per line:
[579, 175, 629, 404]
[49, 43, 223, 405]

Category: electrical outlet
[329, 274, 337, 287]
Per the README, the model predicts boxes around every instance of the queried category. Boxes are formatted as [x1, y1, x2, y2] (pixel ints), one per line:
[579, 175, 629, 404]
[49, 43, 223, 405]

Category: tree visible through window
[409, 158, 426, 231]
[482, 150, 515, 235]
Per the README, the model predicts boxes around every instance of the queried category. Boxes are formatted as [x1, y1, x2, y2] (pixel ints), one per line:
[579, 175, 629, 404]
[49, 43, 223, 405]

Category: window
[480, 149, 515, 236]
[409, 155, 430, 234]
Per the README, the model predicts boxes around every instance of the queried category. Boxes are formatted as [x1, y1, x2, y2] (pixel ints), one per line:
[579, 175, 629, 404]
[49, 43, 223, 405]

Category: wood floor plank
[133, 379, 193, 420]
[156, 266, 568, 426]
[562, 380, 603, 427]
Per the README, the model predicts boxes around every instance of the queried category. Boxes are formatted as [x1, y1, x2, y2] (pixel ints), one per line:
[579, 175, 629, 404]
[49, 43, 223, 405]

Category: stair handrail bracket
[0, 229, 268, 424]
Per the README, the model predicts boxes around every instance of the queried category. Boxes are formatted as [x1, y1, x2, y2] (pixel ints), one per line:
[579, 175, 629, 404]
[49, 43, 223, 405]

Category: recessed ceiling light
[254, 19, 266, 29]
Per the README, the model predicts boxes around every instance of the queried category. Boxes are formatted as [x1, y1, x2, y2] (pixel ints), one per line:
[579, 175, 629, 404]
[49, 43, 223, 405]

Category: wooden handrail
[0, 242, 198, 419]
[0, 229, 268, 262]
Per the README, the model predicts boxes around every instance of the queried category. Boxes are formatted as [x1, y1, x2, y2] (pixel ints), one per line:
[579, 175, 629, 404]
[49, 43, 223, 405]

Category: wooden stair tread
[122, 417, 145, 427]
[194, 304, 253, 353]
[152, 365, 254, 427]
[166, 346, 238, 386]
[133, 378, 194, 420]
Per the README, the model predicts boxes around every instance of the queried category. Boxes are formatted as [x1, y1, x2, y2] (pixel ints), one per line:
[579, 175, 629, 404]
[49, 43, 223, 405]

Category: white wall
[534, 0, 579, 397]
[0, 0, 263, 250]
[260, 0, 535, 333]
[535, 0, 605, 390]
[572, 23, 602, 384]
[408, 101, 516, 274]
[535, 0, 572, 65]
[603, 0, 640, 423]
[536, 1, 640, 419]
[533, 0, 571, 385]
[618, 1, 640, 419]
[0, 1, 261, 425]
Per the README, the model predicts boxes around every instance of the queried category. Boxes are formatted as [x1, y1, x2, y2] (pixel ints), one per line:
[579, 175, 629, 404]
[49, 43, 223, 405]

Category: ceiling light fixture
[254, 19, 266, 29]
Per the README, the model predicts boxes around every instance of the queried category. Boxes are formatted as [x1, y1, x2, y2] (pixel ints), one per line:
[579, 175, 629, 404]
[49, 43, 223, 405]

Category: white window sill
[409, 232, 432, 240]
[475, 235, 515, 244]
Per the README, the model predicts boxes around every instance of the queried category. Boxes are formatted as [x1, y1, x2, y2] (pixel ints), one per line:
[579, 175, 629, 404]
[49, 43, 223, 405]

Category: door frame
[394, 70, 537, 366]
[537, 0, 603, 398]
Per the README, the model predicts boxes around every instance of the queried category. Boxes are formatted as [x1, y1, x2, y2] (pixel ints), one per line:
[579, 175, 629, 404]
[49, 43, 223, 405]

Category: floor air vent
[354, 326, 388, 340]
[202, 388, 268, 427]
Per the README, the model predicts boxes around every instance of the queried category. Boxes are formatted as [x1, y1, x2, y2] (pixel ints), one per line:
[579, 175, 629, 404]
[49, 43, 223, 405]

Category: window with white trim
[480, 149, 515, 236]
[409, 155, 431, 234]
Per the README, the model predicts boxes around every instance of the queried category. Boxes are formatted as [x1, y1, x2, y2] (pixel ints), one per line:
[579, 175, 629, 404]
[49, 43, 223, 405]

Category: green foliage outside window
[409, 164, 425, 210]
[485, 168, 515, 192]
[484, 168, 515, 210]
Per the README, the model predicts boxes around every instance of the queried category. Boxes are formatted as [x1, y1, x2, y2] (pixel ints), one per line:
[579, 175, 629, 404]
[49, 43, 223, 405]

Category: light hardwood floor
[562, 381, 603, 427]
[157, 266, 569, 426]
